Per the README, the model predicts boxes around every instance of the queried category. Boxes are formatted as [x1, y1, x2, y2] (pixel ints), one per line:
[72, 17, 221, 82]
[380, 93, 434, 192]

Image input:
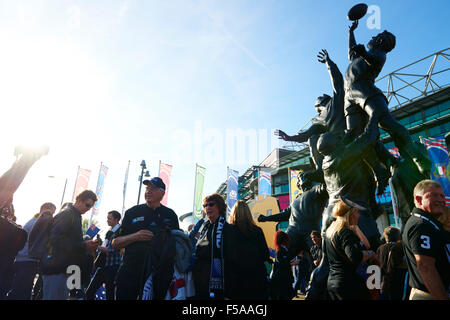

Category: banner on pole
[72, 168, 91, 202]
[289, 169, 302, 203]
[258, 170, 272, 197]
[423, 135, 450, 206]
[92, 164, 108, 216]
[227, 168, 239, 217]
[193, 164, 206, 220]
[159, 162, 173, 206]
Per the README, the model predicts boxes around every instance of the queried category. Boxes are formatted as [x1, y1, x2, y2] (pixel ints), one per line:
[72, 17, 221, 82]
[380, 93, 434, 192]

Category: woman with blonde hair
[324, 197, 376, 300]
[227, 200, 270, 299]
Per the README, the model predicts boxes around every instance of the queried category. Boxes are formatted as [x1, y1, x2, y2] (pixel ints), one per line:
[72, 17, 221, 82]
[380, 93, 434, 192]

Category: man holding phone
[41, 190, 99, 300]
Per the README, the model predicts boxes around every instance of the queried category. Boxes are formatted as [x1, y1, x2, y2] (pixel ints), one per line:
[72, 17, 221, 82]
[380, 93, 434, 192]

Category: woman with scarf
[191, 193, 232, 299]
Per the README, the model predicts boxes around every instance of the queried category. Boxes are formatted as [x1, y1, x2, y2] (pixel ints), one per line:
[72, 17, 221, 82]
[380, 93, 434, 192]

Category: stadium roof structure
[377, 47, 449, 111]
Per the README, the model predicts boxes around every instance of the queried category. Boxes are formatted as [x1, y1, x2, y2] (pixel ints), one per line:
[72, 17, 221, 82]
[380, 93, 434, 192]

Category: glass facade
[380, 100, 450, 139]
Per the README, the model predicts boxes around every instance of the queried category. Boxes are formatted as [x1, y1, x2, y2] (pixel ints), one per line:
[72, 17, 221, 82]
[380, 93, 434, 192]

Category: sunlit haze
[0, 0, 448, 234]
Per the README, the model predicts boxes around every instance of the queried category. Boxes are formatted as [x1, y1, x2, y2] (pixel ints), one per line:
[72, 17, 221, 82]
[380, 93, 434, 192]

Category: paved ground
[292, 292, 305, 300]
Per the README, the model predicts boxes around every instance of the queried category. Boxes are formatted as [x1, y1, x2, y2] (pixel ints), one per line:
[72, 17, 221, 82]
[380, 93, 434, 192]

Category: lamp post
[137, 160, 150, 205]
[48, 175, 68, 206]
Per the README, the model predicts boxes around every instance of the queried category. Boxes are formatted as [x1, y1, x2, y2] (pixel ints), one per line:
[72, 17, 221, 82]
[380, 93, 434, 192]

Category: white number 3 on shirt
[420, 235, 431, 249]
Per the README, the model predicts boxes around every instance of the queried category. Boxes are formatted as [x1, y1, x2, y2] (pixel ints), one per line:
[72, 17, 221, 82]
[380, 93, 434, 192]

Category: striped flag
[389, 147, 401, 158]
[422, 135, 450, 206]
[158, 162, 173, 206]
[72, 167, 91, 202]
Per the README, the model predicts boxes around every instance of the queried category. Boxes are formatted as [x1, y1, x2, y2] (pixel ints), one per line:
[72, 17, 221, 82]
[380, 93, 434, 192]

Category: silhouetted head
[297, 171, 313, 192]
[315, 94, 331, 115]
[367, 30, 396, 53]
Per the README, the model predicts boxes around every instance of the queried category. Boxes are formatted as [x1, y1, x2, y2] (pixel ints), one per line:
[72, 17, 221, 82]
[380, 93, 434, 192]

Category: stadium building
[217, 48, 450, 233]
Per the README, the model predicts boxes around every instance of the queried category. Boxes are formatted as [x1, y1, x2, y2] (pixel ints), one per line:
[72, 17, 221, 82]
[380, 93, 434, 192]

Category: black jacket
[227, 225, 270, 300]
[0, 216, 27, 261]
[192, 219, 233, 299]
[270, 246, 295, 299]
[41, 205, 86, 275]
[324, 228, 370, 299]
[28, 211, 53, 260]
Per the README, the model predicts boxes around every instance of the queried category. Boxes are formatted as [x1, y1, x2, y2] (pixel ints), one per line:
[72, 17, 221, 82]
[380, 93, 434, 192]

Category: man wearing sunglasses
[112, 177, 179, 300]
[41, 190, 99, 300]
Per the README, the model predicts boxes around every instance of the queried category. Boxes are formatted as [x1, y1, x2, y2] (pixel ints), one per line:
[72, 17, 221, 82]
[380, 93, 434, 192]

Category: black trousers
[0, 258, 14, 300]
[85, 265, 119, 300]
[7, 261, 38, 300]
[115, 264, 142, 300]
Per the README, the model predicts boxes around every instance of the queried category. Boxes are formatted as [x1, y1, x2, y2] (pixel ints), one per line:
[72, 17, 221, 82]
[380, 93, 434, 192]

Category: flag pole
[193, 163, 198, 222]
[90, 162, 102, 227]
[257, 167, 261, 200]
[226, 166, 229, 213]
[72, 165, 80, 202]
[288, 167, 291, 204]
[122, 160, 130, 215]
[158, 160, 161, 177]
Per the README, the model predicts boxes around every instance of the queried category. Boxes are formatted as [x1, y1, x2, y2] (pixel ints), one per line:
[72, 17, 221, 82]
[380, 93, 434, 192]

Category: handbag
[40, 211, 76, 275]
[40, 242, 69, 275]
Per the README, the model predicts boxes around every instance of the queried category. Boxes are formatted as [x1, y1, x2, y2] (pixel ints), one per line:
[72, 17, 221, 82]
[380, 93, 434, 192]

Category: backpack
[28, 211, 53, 260]
[0, 216, 28, 259]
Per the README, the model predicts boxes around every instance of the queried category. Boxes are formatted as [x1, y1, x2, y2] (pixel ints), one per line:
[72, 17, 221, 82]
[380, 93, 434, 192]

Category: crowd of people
[0, 155, 448, 301]
[0, 13, 447, 301]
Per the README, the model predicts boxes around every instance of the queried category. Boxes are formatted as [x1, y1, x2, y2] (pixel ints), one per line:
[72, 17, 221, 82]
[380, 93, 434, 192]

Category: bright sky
[1, 0, 448, 233]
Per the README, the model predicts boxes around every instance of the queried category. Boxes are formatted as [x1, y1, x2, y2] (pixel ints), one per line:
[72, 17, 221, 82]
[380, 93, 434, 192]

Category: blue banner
[93, 164, 108, 215]
[258, 170, 272, 197]
[423, 135, 450, 206]
[227, 168, 239, 217]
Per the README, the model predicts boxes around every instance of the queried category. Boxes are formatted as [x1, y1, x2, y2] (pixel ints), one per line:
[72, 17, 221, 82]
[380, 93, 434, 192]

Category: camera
[14, 145, 49, 158]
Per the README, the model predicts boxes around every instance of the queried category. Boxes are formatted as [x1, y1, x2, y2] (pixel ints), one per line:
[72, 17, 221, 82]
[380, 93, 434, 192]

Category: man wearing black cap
[112, 177, 179, 300]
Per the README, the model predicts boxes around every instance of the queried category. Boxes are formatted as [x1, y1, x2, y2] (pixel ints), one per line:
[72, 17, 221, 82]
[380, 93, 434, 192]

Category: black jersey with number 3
[402, 208, 450, 293]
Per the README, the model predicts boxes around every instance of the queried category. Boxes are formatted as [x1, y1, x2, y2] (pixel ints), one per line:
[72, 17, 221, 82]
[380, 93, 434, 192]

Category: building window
[424, 105, 438, 118]
[437, 101, 450, 116]
[428, 126, 441, 137]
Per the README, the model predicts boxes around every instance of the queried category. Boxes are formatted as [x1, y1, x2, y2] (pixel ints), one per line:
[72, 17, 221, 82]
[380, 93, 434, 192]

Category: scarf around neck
[208, 215, 226, 298]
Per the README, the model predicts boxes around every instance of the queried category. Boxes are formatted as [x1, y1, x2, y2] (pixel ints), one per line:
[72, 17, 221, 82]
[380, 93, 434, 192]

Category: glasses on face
[84, 202, 94, 209]
[203, 202, 216, 208]
[146, 185, 163, 192]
